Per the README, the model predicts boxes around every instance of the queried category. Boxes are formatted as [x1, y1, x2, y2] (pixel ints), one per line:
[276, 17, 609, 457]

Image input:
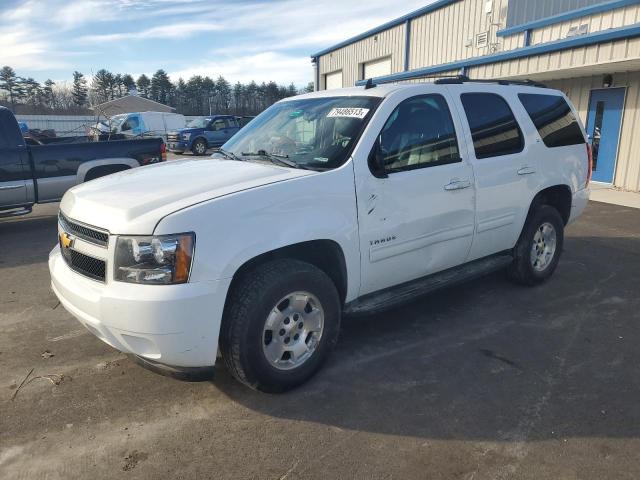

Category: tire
[508, 204, 564, 286]
[191, 139, 208, 156]
[220, 259, 341, 393]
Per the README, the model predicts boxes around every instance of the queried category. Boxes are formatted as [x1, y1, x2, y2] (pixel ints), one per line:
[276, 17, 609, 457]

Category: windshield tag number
[327, 108, 370, 119]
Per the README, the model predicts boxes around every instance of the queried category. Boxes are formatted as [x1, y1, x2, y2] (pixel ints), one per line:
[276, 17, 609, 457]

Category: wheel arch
[528, 184, 573, 226]
[77, 158, 138, 183]
[227, 239, 349, 307]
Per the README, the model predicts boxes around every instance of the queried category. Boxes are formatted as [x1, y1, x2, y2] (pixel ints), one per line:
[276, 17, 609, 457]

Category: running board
[0, 206, 33, 218]
[344, 253, 513, 316]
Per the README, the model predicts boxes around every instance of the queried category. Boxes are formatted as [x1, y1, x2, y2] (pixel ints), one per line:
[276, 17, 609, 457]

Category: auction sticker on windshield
[327, 108, 370, 119]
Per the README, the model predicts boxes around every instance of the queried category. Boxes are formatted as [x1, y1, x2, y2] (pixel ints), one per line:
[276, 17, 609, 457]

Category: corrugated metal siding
[546, 73, 640, 191]
[15, 115, 97, 137]
[469, 36, 640, 79]
[409, 0, 510, 69]
[318, 23, 406, 89]
[526, 3, 640, 47]
[506, 0, 604, 28]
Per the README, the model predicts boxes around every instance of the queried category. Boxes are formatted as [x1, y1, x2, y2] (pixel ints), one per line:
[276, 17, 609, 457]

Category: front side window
[461, 93, 524, 159]
[221, 96, 380, 170]
[377, 94, 460, 173]
[186, 117, 209, 128]
[212, 119, 226, 131]
[518, 93, 585, 148]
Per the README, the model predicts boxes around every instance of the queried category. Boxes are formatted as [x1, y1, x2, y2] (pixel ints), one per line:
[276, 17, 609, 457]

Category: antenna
[364, 78, 375, 90]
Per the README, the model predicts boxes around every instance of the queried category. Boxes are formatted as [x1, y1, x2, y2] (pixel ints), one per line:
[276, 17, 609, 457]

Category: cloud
[80, 22, 224, 42]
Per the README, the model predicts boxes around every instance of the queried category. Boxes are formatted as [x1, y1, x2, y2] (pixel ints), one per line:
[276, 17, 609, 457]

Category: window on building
[461, 93, 524, 159]
[518, 93, 585, 148]
[377, 94, 460, 173]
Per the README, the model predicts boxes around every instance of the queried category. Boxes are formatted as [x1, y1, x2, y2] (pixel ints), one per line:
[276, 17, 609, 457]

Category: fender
[76, 158, 140, 183]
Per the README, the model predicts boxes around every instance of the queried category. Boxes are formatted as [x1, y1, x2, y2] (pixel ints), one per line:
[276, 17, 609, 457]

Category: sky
[0, 0, 436, 88]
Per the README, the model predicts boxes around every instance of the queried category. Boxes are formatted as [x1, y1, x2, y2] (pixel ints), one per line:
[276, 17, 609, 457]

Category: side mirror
[368, 138, 388, 179]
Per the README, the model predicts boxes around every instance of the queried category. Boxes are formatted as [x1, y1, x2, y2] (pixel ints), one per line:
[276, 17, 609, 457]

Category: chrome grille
[59, 213, 109, 247]
[167, 133, 180, 142]
[61, 247, 106, 282]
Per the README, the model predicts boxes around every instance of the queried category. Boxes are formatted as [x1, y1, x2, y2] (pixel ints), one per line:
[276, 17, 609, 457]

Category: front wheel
[191, 139, 208, 156]
[508, 205, 564, 285]
[220, 259, 341, 393]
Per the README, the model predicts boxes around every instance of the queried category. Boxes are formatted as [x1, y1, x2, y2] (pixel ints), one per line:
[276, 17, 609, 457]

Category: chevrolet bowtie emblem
[60, 232, 74, 249]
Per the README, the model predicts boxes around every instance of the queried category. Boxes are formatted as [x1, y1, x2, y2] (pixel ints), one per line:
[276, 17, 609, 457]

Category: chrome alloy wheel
[530, 222, 557, 272]
[194, 141, 206, 154]
[262, 291, 324, 370]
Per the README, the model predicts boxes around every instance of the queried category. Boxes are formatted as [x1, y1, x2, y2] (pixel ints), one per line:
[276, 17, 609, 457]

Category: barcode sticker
[327, 108, 370, 119]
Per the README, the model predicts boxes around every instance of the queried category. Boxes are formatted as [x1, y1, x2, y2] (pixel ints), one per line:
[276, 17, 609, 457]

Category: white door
[354, 92, 476, 295]
[363, 57, 391, 79]
[454, 89, 539, 261]
[325, 71, 343, 90]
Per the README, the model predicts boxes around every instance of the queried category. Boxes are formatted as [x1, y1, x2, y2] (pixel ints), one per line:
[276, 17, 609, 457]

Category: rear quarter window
[518, 93, 585, 148]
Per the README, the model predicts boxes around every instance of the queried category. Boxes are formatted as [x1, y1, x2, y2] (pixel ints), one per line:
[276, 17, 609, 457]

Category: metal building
[311, 0, 640, 191]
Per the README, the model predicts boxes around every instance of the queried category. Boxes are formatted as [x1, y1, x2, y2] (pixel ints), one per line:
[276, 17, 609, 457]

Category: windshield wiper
[241, 149, 299, 168]
[218, 148, 242, 162]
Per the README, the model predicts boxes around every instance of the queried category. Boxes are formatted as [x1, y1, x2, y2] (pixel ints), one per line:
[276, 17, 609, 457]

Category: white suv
[49, 79, 591, 392]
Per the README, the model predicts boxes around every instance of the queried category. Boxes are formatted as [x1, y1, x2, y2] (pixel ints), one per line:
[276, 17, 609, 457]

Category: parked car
[0, 106, 167, 218]
[166, 115, 245, 155]
[49, 79, 591, 392]
[90, 111, 185, 142]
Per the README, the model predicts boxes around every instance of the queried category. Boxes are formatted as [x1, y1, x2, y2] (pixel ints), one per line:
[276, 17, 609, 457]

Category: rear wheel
[220, 259, 341, 393]
[508, 205, 564, 285]
[191, 139, 207, 156]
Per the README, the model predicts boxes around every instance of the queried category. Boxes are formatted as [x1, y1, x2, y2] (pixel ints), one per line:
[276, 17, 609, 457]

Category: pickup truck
[0, 106, 166, 218]
[50, 79, 591, 393]
[166, 115, 244, 155]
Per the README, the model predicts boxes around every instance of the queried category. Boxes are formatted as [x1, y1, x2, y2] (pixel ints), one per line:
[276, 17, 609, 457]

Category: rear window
[460, 93, 524, 159]
[518, 93, 585, 148]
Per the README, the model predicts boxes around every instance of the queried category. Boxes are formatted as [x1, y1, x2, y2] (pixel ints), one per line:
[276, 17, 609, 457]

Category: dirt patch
[122, 450, 148, 471]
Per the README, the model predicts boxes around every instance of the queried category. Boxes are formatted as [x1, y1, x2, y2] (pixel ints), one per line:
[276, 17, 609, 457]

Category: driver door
[354, 91, 476, 295]
[206, 118, 227, 146]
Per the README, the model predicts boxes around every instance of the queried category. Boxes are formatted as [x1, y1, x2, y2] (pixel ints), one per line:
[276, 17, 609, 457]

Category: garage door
[325, 71, 343, 90]
[363, 57, 392, 79]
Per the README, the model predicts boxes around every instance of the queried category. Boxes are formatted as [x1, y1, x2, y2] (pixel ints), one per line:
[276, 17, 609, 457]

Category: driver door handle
[517, 166, 536, 176]
[444, 180, 472, 191]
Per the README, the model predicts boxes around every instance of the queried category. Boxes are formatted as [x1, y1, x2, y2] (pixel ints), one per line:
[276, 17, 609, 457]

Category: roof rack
[434, 75, 547, 88]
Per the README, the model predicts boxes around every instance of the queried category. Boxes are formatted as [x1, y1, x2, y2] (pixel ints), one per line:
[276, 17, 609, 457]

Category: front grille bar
[59, 213, 109, 247]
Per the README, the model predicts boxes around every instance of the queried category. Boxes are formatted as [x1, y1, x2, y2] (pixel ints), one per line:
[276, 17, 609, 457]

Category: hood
[173, 127, 202, 135]
[60, 158, 314, 234]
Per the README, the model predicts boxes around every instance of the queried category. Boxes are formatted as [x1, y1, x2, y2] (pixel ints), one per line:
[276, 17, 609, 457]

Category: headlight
[182, 133, 191, 140]
[114, 233, 195, 284]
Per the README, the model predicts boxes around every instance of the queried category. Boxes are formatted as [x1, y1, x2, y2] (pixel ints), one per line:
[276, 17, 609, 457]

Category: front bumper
[49, 245, 230, 367]
[167, 141, 189, 153]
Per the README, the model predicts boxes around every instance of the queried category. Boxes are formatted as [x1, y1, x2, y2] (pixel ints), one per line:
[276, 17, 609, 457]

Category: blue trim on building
[497, 0, 640, 37]
[310, 0, 461, 58]
[355, 22, 640, 86]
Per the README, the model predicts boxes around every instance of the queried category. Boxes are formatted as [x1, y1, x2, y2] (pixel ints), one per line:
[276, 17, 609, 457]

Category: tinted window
[518, 93, 585, 148]
[377, 94, 460, 173]
[461, 93, 524, 159]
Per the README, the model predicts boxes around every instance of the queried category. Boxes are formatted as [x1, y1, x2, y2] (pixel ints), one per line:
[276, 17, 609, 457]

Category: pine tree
[43, 79, 56, 109]
[150, 69, 172, 104]
[0, 66, 20, 111]
[136, 74, 150, 98]
[91, 69, 113, 103]
[71, 71, 88, 107]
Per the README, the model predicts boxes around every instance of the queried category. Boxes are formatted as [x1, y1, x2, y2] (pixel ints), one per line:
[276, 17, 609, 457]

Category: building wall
[501, 2, 640, 51]
[470, 36, 640, 79]
[409, 0, 509, 69]
[546, 73, 640, 191]
[507, 0, 604, 28]
[318, 23, 406, 89]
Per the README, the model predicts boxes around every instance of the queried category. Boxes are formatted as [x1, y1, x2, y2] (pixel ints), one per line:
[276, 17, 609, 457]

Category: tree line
[0, 65, 314, 116]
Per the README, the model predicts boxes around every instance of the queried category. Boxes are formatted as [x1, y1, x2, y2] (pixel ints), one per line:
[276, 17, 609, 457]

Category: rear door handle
[444, 180, 472, 191]
[517, 166, 536, 176]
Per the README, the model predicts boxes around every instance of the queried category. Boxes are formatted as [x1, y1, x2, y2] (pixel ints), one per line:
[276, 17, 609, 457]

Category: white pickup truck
[49, 79, 591, 392]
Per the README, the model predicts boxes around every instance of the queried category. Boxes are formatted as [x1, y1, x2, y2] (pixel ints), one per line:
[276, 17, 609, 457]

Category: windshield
[221, 96, 380, 170]
[109, 114, 128, 130]
[186, 117, 210, 128]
